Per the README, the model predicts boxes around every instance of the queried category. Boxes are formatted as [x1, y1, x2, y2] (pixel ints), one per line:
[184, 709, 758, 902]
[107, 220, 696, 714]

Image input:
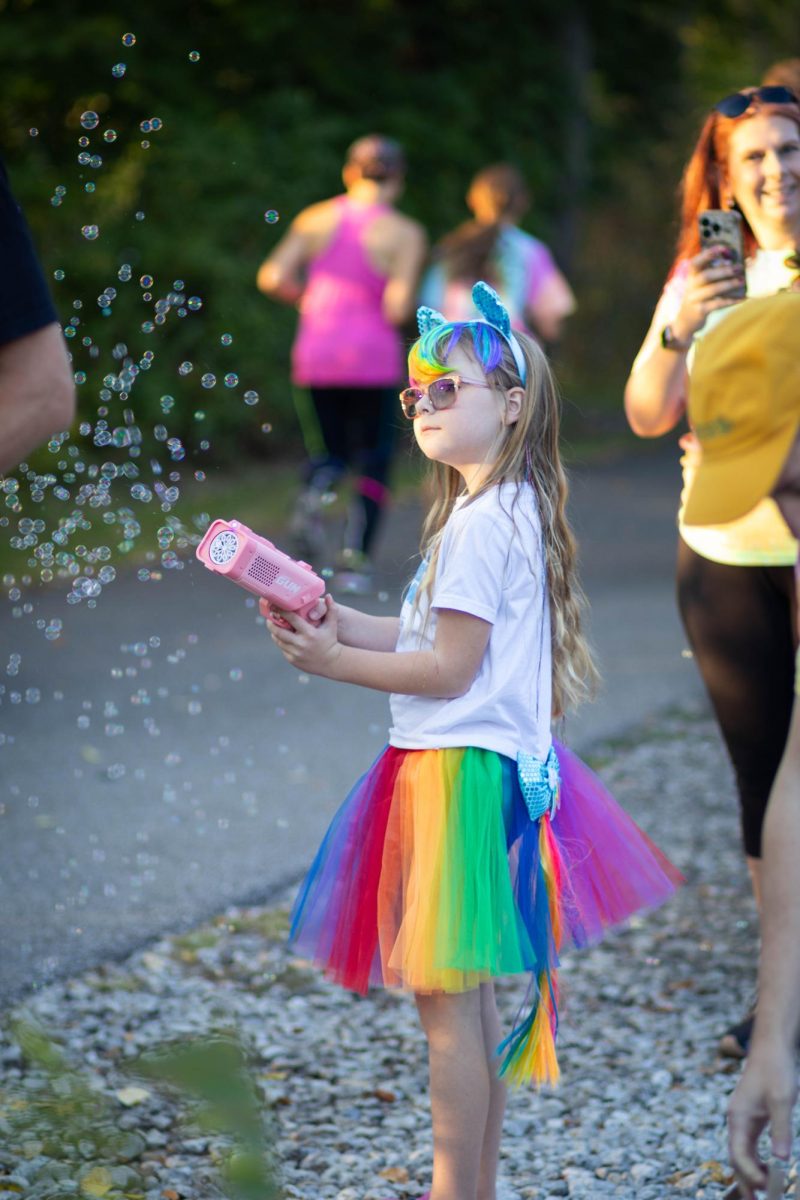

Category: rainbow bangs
[408, 322, 506, 382]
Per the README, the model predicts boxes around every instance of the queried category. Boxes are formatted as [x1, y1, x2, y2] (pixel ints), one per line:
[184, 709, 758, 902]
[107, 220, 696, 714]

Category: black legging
[676, 536, 797, 858]
[305, 386, 398, 557]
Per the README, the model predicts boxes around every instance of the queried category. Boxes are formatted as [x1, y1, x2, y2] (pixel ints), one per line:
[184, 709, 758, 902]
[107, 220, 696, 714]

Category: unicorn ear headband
[416, 281, 528, 384]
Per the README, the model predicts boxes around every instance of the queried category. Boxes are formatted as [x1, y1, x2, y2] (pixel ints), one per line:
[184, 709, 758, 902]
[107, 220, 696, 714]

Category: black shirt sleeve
[0, 158, 59, 347]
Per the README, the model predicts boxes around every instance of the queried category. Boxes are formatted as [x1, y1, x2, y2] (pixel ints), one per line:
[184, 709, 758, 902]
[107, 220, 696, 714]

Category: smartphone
[699, 209, 745, 268]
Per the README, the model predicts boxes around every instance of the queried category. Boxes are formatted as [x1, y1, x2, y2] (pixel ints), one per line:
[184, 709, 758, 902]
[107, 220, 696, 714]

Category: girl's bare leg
[477, 982, 507, 1200]
[416, 989, 491, 1200]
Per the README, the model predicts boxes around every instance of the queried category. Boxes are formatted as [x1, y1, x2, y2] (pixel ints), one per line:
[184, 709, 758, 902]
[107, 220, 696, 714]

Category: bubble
[111, 62, 126, 78]
[189, 50, 200, 62]
[140, 119, 152, 133]
[139, 274, 153, 287]
[122, 32, 136, 46]
[107, 763, 126, 780]
[229, 668, 243, 682]
[150, 118, 163, 131]
[89, 154, 102, 168]
[29, 127, 38, 137]
[118, 263, 132, 281]
[81, 225, 100, 240]
[261, 423, 272, 434]
[194, 470, 206, 482]
[178, 361, 193, 376]
[80, 111, 100, 130]
[140, 140, 150, 150]
[25, 688, 41, 704]
[200, 373, 216, 389]
[220, 333, 233, 346]
[264, 210, 280, 223]
[103, 129, 118, 143]
[74, 371, 87, 385]
[187, 700, 202, 716]
[194, 410, 205, 422]
[135, 210, 145, 221]
[187, 296, 203, 311]
[243, 389, 259, 406]
[53, 269, 65, 281]
[78, 135, 90, 148]
[223, 373, 238, 388]
[160, 395, 175, 413]
[78, 152, 91, 166]
[84, 182, 96, 193]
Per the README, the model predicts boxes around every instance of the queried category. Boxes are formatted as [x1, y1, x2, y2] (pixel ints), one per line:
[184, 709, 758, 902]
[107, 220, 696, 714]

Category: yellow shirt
[635, 250, 799, 567]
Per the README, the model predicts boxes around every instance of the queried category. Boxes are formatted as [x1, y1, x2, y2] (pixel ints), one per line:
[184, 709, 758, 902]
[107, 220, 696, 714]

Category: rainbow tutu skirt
[289, 740, 682, 1086]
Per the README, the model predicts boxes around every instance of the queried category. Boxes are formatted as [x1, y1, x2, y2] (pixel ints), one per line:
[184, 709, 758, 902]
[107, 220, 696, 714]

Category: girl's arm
[278, 597, 399, 651]
[334, 601, 400, 651]
[266, 598, 490, 699]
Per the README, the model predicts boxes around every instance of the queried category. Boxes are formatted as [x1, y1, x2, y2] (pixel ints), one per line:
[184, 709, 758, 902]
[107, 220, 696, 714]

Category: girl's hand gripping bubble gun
[195, 519, 325, 629]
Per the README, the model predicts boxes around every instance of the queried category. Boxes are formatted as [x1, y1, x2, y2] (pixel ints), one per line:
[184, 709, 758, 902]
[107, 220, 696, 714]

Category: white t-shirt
[389, 482, 552, 760]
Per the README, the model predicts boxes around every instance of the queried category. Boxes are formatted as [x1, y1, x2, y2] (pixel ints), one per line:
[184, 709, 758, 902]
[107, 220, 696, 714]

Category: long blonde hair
[408, 322, 597, 717]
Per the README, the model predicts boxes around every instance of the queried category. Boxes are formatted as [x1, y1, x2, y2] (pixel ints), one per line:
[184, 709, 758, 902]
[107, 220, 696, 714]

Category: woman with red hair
[624, 86, 800, 1059]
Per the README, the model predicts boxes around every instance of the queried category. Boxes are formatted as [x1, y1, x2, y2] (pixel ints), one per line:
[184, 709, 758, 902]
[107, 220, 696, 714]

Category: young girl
[266, 282, 682, 1200]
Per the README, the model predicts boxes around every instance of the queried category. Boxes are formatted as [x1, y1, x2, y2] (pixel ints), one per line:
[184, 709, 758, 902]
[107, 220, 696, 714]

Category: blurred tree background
[0, 0, 798, 464]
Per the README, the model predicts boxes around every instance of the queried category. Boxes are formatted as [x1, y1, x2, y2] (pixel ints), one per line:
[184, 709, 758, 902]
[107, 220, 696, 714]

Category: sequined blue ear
[472, 281, 512, 340]
[416, 305, 447, 336]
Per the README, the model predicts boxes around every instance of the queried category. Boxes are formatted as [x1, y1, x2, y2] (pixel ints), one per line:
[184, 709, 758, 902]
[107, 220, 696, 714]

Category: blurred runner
[258, 135, 426, 594]
[419, 162, 575, 345]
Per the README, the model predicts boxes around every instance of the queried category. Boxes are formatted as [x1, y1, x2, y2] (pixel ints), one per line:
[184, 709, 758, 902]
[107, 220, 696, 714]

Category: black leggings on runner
[676, 537, 796, 858]
[305, 386, 398, 557]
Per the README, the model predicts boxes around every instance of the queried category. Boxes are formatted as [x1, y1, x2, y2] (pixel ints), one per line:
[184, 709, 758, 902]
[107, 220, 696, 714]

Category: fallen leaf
[80, 1166, 113, 1197]
[379, 1166, 409, 1183]
[116, 1085, 151, 1107]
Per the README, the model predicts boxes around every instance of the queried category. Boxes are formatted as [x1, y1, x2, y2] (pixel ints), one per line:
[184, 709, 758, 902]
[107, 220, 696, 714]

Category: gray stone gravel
[3, 703, 799, 1199]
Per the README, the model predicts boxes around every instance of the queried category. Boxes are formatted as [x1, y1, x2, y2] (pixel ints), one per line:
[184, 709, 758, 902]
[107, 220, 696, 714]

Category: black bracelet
[660, 324, 691, 352]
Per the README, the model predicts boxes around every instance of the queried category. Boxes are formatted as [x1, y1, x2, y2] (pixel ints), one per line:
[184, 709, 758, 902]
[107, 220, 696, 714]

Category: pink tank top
[291, 196, 403, 387]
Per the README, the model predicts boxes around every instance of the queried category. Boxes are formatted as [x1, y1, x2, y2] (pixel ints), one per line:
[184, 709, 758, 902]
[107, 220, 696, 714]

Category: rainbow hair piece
[410, 281, 528, 384]
[498, 806, 565, 1087]
[497, 749, 565, 1087]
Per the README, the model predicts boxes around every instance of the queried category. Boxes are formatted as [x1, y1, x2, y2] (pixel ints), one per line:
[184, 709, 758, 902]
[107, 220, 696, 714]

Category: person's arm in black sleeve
[0, 159, 75, 473]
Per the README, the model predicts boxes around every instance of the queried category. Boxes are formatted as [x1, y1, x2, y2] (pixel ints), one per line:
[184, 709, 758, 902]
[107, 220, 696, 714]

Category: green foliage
[1, 1015, 280, 1200]
[1, 0, 799, 458]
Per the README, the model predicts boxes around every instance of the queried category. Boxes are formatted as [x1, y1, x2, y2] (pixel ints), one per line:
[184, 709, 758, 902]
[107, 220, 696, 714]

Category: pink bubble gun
[196, 519, 325, 629]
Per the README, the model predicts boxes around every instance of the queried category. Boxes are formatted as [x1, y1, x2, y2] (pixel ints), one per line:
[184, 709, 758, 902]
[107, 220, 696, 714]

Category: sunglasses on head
[714, 85, 797, 118]
[399, 374, 490, 420]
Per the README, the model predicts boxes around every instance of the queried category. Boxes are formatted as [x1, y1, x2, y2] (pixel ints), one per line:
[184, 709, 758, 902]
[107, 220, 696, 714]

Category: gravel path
[3, 702, 797, 1199]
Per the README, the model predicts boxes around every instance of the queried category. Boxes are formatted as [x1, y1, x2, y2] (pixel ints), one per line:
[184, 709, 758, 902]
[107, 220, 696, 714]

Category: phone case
[699, 209, 745, 266]
[196, 519, 325, 628]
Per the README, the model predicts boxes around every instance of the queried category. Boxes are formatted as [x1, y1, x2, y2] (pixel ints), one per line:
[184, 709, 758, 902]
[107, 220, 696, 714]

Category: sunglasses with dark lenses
[714, 85, 797, 118]
[399, 374, 489, 419]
